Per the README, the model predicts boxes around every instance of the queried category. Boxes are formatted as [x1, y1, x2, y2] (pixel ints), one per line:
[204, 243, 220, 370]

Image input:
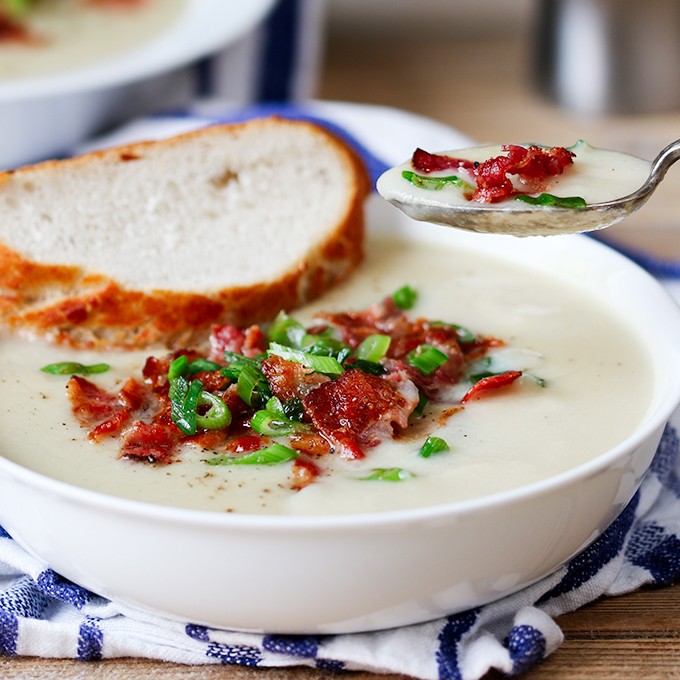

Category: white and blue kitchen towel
[1, 102, 680, 679]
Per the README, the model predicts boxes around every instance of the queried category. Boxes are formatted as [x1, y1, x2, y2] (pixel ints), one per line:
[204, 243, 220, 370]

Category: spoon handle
[648, 138, 680, 186]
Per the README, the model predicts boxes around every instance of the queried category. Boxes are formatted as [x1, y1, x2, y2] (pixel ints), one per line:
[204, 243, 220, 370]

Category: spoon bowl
[378, 138, 680, 237]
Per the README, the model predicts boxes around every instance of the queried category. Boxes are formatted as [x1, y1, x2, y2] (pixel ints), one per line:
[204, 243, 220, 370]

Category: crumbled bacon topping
[411, 145, 575, 203]
[65, 294, 528, 488]
[302, 369, 420, 459]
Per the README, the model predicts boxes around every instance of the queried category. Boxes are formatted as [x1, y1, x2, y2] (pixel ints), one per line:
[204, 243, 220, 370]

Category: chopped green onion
[187, 358, 222, 374]
[268, 342, 344, 375]
[206, 443, 298, 466]
[348, 359, 388, 376]
[169, 376, 203, 435]
[392, 284, 418, 310]
[407, 344, 448, 375]
[195, 391, 231, 430]
[3, 0, 32, 19]
[419, 435, 449, 458]
[167, 355, 189, 381]
[251, 409, 309, 437]
[265, 396, 286, 417]
[402, 170, 475, 194]
[356, 334, 391, 362]
[302, 335, 351, 361]
[267, 311, 306, 348]
[525, 373, 547, 388]
[515, 193, 587, 209]
[411, 393, 428, 419]
[282, 397, 305, 421]
[41, 361, 110, 376]
[361, 467, 415, 482]
[236, 363, 266, 407]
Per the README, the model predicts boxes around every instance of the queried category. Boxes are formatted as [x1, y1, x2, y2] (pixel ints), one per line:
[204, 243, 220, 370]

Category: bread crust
[0, 118, 370, 349]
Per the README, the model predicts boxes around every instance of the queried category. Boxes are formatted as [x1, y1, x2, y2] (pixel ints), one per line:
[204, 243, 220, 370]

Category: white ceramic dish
[0, 104, 679, 635]
[0, 0, 275, 169]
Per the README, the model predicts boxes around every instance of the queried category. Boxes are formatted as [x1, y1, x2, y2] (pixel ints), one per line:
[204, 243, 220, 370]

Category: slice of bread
[0, 117, 370, 349]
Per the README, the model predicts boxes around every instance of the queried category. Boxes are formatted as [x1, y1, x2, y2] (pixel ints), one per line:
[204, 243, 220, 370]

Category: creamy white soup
[377, 141, 651, 210]
[0, 0, 185, 80]
[0, 233, 653, 515]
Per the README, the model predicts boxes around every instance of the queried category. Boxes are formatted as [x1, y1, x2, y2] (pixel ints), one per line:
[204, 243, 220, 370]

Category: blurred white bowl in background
[0, 0, 276, 169]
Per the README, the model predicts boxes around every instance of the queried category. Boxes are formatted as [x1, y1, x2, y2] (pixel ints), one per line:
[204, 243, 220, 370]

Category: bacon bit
[117, 377, 148, 411]
[412, 148, 476, 173]
[302, 369, 419, 458]
[189, 428, 231, 451]
[120, 421, 178, 463]
[261, 354, 330, 402]
[461, 371, 522, 403]
[289, 432, 331, 457]
[503, 144, 575, 178]
[320, 298, 465, 397]
[209, 324, 266, 361]
[89, 409, 131, 441]
[142, 355, 169, 392]
[66, 376, 119, 427]
[0, 15, 42, 44]
[229, 434, 267, 453]
[290, 457, 321, 490]
[193, 369, 229, 393]
[411, 145, 575, 204]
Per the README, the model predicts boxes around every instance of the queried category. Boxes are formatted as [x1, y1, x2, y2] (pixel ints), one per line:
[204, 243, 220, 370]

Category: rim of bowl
[1, 229, 679, 532]
[0, 0, 276, 100]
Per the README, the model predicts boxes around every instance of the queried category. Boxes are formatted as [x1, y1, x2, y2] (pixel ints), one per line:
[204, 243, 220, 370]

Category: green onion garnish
[356, 334, 391, 363]
[525, 373, 547, 388]
[187, 358, 222, 374]
[402, 170, 475, 194]
[251, 398, 309, 436]
[267, 311, 306, 348]
[3, 0, 32, 19]
[41, 362, 110, 376]
[268, 342, 344, 375]
[195, 391, 231, 430]
[236, 363, 267, 407]
[392, 284, 418, 310]
[361, 467, 415, 482]
[349, 359, 388, 376]
[419, 435, 449, 458]
[251, 410, 310, 437]
[411, 393, 428, 419]
[407, 344, 448, 375]
[167, 355, 189, 381]
[169, 376, 203, 436]
[206, 443, 298, 466]
[515, 193, 587, 209]
[282, 397, 305, 421]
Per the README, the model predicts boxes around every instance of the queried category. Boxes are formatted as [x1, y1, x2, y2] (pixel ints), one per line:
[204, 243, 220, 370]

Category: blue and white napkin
[1, 102, 679, 679]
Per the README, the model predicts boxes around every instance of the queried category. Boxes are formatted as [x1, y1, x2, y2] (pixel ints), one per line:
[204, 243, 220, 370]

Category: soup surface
[0, 0, 185, 80]
[0, 233, 653, 515]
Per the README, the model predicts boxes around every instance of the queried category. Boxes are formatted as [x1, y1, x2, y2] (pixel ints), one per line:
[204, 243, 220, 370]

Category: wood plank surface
[4, 23, 680, 680]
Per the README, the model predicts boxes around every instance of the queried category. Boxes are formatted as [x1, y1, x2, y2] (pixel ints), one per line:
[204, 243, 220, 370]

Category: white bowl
[0, 195, 678, 634]
[0, 0, 275, 169]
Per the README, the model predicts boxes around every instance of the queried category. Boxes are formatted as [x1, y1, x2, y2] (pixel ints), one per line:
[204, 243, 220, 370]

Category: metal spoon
[378, 138, 680, 237]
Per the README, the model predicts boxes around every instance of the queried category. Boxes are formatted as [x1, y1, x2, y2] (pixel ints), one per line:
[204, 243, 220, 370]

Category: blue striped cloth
[1, 102, 679, 678]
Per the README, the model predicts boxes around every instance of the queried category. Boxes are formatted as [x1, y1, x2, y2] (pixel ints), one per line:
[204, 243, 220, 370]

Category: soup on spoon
[377, 140, 663, 237]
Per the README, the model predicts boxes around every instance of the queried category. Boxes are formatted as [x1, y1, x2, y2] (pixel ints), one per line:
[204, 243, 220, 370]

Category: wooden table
[6, 28, 680, 680]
